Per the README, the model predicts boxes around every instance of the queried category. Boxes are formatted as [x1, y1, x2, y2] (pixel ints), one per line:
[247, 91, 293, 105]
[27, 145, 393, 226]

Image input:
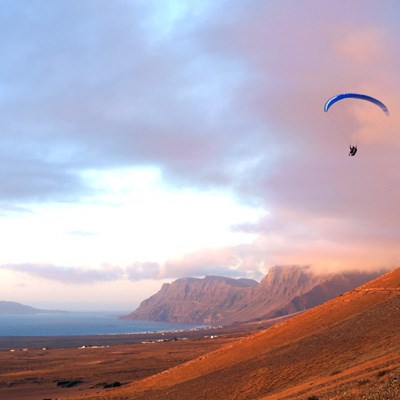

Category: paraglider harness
[349, 145, 357, 156]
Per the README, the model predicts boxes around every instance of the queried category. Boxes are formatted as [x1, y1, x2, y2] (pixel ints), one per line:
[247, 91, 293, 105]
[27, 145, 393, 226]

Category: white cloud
[1, 1, 400, 309]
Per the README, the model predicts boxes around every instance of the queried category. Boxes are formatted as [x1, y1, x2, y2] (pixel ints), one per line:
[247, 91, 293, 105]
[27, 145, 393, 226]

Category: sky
[1, 0, 400, 311]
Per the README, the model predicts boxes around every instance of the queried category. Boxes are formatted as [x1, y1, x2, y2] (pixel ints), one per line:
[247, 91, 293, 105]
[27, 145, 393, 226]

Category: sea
[0, 312, 204, 337]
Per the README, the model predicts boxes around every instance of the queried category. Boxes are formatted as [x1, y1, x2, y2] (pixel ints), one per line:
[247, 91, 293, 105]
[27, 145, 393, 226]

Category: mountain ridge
[122, 266, 384, 325]
[102, 267, 400, 400]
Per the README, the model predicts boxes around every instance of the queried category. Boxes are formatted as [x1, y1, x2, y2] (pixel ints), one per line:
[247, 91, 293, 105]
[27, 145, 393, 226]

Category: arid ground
[0, 319, 281, 400]
[0, 333, 240, 400]
[1, 270, 400, 400]
[74, 269, 400, 400]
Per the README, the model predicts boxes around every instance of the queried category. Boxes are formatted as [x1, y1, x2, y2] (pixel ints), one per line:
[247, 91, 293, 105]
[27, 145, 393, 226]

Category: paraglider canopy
[324, 93, 389, 116]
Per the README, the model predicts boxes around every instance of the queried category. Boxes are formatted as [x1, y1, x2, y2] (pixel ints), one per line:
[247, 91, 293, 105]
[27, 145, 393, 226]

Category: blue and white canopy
[324, 93, 389, 116]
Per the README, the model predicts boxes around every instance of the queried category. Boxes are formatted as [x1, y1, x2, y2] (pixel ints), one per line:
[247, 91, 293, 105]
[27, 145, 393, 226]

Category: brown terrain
[1, 267, 399, 400]
[0, 316, 293, 400]
[123, 266, 382, 324]
[0, 334, 240, 400]
[68, 267, 400, 400]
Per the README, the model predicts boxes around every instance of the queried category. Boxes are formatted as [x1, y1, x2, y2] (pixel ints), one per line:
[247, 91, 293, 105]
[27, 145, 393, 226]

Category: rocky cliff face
[122, 266, 383, 325]
[123, 276, 258, 324]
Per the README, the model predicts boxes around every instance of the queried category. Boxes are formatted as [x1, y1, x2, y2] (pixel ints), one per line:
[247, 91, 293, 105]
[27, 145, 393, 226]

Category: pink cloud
[186, 1, 400, 273]
[3, 1, 400, 280]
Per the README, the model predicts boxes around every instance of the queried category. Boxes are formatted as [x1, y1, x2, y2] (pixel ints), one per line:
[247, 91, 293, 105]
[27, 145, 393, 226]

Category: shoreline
[0, 314, 295, 351]
[0, 314, 297, 400]
[0, 328, 239, 400]
[0, 325, 241, 351]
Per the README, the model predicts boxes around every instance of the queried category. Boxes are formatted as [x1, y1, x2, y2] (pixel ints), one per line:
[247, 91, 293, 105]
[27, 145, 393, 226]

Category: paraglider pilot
[324, 93, 389, 158]
[349, 145, 357, 156]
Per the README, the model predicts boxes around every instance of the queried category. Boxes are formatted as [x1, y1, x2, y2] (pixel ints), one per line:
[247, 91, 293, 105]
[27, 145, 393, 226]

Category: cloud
[68, 230, 97, 237]
[1, 0, 400, 278]
[0, 247, 266, 284]
[1, 263, 123, 284]
[205, 1, 400, 271]
[0, 0, 257, 208]
[125, 262, 162, 281]
[161, 245, 266, 280]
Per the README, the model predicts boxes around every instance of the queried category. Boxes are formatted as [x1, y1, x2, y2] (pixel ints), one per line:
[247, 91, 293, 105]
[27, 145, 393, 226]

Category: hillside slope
[86, 267, 400, 400]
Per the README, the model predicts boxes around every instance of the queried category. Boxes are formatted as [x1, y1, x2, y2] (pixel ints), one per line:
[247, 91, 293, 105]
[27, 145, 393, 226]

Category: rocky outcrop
[122, 266, 384, 325]
[123, 276, 258, 324]
[269, 272, 386, 318]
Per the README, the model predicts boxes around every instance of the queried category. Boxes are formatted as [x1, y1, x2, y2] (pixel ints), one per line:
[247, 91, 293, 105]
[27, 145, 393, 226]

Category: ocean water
[0, 312, 203, 336]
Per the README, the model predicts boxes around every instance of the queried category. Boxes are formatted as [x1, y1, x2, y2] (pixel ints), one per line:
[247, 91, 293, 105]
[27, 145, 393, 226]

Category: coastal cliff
[122, 266, 383, 324]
